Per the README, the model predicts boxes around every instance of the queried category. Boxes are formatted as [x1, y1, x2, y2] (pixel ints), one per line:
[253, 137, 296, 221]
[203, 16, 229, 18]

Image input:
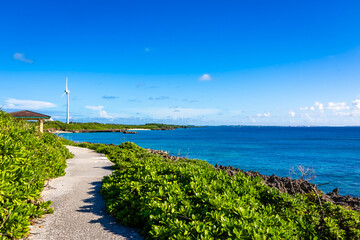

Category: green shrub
[0, 111, 72, 239]
[82, 142, 360, 239]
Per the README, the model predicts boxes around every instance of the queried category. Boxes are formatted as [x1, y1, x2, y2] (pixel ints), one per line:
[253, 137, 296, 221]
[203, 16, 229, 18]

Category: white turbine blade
[66, 77, 68, 91]
[61, 92, 66, 97]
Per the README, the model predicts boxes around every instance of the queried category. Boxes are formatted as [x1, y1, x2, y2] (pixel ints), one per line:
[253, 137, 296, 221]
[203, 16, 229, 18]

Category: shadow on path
[77, 181, 142, 239]
[94, 165, 114, 170]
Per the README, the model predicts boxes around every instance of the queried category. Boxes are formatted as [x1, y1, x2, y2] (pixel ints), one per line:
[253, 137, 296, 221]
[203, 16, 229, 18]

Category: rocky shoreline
[146, 148, 360, 212]
[145, 148, 187, 161]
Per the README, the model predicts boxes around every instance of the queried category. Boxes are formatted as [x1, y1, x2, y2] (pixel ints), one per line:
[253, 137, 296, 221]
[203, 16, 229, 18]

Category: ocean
[59, 126, 360, 197]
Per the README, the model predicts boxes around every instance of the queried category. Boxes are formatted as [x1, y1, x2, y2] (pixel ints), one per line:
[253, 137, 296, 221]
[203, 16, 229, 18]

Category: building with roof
[10, 110, 51, 133]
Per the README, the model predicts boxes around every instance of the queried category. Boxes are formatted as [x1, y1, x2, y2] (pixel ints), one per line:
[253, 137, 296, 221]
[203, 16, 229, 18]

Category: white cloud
[13, 53, 33, 63]
[85, 105, 112, 119]
[334, 99, 360, 117]
[327, 102, 349, 111]
[314, 101, 324, 111]
[289, 111, 296, 117]
[300, 102, 324, 112]
[199, 74, 211, 81]
[294, 100, 359, 123]
[3, 98, 56, 110]
[256, 112, 271, 117]
[352, 99, 360, 109]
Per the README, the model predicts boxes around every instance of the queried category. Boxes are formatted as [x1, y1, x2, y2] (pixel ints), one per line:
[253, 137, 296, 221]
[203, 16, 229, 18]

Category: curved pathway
[28, 146, 142, 240]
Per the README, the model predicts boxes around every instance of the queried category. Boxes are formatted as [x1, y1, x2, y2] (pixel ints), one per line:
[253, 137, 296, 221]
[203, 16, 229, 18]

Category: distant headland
[42, 121, 198, 133]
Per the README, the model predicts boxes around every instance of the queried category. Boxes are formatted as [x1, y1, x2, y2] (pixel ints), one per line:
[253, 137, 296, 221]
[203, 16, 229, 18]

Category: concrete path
[28, 146, 142, 240]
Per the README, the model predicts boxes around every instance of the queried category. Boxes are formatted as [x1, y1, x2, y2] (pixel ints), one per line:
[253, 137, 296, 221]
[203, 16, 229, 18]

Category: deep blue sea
[59, 126, 360, 197]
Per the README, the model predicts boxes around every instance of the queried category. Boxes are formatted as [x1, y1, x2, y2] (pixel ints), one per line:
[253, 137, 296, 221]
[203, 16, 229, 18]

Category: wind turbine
[62, 77, 70, 124]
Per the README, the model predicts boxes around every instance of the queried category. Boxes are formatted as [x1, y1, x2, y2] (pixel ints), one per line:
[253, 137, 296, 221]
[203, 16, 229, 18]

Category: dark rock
[145, 148, 184, 161]
[123, 131, 138, 134]
[215, 164, 360, 212]
[332, 188, 339, 196]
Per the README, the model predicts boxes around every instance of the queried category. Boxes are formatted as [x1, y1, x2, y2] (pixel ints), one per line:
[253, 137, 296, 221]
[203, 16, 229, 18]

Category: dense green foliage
[0, 111, 73, 239]
[76, 141, 360, 239]
[43, 121, 192, 131]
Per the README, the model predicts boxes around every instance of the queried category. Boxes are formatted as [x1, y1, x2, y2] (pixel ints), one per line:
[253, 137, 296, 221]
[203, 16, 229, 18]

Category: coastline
[146, 148, 360, 212]
[127, 128, 151, 131]
[56, 127, 360, 200]
[82, 141, 360, 239]
[51, 130, 73, 134]
[48, 129, 131, 133]
[42, 121, 194, 133]
[47, 128, 175, 133]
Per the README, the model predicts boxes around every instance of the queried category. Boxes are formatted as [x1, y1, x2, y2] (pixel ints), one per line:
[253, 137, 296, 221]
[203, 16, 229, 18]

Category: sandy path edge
[26, 145, 142, 240]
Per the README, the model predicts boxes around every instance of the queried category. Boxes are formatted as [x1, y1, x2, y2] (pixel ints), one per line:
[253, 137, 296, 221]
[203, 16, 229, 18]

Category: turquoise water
[59, 126, 360, 197]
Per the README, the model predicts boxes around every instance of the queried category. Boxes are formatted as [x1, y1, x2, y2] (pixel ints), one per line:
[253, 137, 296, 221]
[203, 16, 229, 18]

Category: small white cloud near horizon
[85, 105, 112, 119]
[3, 98, 56, 110]
[314, 102, 324, 111]
[256, 112, 271, 118]
[289, 111, 296, 117]
[327, 102, 349, 111]
[294, 99, 360, 121]
[199, 74, 211, 81]
[13, 53, 33, 63]
[300, 102, 324, 112]
[352, 99, 360, 109]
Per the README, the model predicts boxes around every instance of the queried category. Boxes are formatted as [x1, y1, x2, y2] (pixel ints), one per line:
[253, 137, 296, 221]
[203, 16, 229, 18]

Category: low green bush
[0, 111, 73, 239]
[81, 141, 360, 239]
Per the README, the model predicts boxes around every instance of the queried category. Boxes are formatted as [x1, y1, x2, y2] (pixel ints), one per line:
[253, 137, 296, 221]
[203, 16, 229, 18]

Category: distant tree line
[41, 121, 195, 131]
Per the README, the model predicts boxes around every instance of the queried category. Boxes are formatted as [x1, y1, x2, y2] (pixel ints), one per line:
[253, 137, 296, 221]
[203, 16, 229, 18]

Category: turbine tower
[63, 77, 70, 124]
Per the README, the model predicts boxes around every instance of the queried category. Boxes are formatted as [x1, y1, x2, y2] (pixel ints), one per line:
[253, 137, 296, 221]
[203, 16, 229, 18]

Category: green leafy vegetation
[74, 141, 360, 239]
[0, 111, 73, 239]
[42, 121, 193, 131]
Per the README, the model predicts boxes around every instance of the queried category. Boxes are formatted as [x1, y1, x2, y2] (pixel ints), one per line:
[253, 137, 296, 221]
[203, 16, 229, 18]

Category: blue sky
[1, 0, 360, 125]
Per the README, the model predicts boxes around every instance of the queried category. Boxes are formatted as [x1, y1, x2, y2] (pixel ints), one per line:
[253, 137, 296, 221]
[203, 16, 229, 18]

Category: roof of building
[10, 110, 51, 119]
